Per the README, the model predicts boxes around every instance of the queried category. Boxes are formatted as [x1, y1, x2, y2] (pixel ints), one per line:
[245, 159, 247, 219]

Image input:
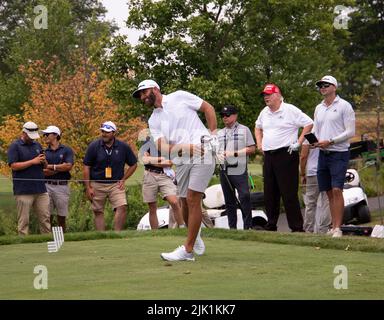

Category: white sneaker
[193, 229, 205, 256]
[332, 228, 343, 238]
[327, 228, 335, 235]
[160, 245, 195, 261]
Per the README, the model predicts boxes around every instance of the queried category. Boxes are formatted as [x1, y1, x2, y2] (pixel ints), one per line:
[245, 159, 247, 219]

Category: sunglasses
[317, 83, 331, 89]
[43, 133, 50, 137]
[101, 124, 115, 131]
[221, 113, 232, 118]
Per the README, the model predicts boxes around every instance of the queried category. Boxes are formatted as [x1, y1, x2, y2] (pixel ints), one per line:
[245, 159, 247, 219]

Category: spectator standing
[140, 136, 185, 229]
[7, 121, 50, 235]
[217, 105, 256, 229]
[83, 121, 137, 231]
[312, 75, 355, 237]
[42, 125, 74, 232]
[300, 142, 331, 233]
[133, 80, 217, 261]
[255, 84, 313, 232]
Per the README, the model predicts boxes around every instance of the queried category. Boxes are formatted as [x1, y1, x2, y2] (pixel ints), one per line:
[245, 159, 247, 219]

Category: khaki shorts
[142, 170, 177, 203]
[90, 181, 127, 212]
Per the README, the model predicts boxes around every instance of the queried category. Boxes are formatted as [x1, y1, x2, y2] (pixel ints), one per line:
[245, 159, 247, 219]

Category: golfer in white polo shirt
[255, 84, 313, 232]
[133, 80, 217, 261]
[312, 75, 355, 238]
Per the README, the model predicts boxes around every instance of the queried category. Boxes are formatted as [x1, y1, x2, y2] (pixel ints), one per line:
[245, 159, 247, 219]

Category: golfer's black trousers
[263, 148, 303, 232]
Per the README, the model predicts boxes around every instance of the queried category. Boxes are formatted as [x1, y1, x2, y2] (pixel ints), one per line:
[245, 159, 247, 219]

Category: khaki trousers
[15, 193, 51, 235]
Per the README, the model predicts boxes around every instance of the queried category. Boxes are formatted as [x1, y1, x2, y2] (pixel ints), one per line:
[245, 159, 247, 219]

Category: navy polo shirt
[139, 139, 164, 173]
[45, 144, 74, 181]
[7, 139, 47, 195]
[83, 138, 137, 183]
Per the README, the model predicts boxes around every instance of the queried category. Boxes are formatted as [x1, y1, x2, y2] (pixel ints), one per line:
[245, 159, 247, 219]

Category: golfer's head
[132, 79, 161, 107]
[261, 84, 282, 107]
[100, 121, 116, 143]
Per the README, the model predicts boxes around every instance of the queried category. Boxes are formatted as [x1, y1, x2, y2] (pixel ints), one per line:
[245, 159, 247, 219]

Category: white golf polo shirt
[255, 102, 313, 151]
[149, 90, 209, 145]
[313, 95, 355, 152]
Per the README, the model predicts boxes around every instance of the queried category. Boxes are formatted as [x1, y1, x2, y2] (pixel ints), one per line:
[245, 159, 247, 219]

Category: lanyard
[224, 123, 239, 151]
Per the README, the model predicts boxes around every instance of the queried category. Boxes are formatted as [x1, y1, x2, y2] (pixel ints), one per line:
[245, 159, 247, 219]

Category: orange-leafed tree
[0, 60, 146, 178]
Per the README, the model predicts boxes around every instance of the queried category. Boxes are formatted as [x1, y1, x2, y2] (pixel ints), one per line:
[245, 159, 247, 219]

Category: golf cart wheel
[357, 205, 371, 224]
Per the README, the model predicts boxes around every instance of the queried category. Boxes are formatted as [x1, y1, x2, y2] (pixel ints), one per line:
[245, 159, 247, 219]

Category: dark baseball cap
[220, 105, 238, 116]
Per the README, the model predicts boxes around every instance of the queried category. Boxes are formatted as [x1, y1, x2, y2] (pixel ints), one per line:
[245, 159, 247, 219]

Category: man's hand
[86, 186, 94, 201]
[288, 142, 301, 154]
[301, 175, 306, 185]
[117, 179, 126, 190]
[32, 154, 45, 165]
[314, 140, 331, 149]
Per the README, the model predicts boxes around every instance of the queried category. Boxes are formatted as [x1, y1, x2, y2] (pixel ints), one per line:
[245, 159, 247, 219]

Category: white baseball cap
[132, 79, 160, 98]
[100, 121, 117, 132]
[316, 75, 338, 88]
[42, 125, 61, 136]
[22, 121, 40, 139]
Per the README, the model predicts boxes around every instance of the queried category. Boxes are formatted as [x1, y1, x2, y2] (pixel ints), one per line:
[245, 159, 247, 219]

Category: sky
[100, 0, 144, 46]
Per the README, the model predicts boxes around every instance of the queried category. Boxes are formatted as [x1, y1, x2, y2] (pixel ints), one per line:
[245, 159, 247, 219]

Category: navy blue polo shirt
[139, 139, 164, 173]
[45, 144, 74, 181]
[83, 138, 137, 183]
[7, 139, 47, 195]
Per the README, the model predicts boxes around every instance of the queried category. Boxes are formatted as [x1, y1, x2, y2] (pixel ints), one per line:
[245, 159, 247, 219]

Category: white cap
[42, 125, 61, 136]
[22, 121, 40, 139]
[132, 79, 160, 98]
[316, 75, 338, 88]
[100, 121, 117, 132]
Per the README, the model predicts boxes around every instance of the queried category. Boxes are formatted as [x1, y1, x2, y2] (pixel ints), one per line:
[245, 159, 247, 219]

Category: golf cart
[136, 184, 268, 230]
[342, 168, 371, 224]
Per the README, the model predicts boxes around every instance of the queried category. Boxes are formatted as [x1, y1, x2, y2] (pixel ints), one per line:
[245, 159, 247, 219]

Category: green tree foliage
[99, 0, 354, 128]
[343, 0, 384, 106]
[0, 0, 115, 119]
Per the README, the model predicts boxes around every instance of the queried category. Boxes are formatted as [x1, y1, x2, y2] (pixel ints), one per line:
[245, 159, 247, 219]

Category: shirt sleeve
[125, 144, 138, 166]
[255, 110, 264, 129]
[245, 126, 256, 146]
[7, 142, 19, 165]
[179, 90, 203, 111]
[292, 106, 313, 128]
[83, 143, 96, 166]
[64, 147, 75, 164]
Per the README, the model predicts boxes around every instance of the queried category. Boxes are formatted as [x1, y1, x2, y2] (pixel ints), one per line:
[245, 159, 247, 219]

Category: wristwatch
[329, 138, 335, 145]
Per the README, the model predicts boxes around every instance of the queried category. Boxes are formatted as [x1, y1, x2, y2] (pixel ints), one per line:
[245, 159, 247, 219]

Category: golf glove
[287, 141, 301, 154]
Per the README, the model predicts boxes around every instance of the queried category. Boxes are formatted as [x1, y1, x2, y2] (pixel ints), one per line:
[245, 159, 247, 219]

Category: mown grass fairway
[1, 230, 384, 300]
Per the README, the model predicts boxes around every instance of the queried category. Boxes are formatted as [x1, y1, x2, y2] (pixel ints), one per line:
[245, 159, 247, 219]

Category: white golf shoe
[160, 245, 195, 261]
[332, 228, 343, 238]
[193, 229, 205, 256]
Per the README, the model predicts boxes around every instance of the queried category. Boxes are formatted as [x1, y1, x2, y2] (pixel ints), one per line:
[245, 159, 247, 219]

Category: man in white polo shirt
[312, 75, 355, 238]
[255, 84, 313, 232]
[133, 80, 217, 261]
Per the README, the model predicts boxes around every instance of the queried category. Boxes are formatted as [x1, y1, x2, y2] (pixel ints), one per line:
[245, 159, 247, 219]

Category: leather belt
[264, 147, 289, 154]
[45, 180, 68, 185]
[145, 168, 164, 174]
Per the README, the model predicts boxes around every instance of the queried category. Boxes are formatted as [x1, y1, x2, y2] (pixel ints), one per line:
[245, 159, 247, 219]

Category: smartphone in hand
[304, 133, 318, 144]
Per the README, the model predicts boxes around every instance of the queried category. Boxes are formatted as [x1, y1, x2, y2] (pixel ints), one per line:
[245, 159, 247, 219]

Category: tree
[343, 0, 384, 102]
[0, 60, 146, 178]
[0, 0, 116, 119]
[99, 0, 353, 129]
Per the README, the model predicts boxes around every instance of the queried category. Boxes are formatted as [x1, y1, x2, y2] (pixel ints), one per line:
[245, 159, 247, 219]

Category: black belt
[145, 168, 164, 174]
[45, 180, 68, 185]
[320, 150, 340, 155]
[264, 147, 289, 154]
